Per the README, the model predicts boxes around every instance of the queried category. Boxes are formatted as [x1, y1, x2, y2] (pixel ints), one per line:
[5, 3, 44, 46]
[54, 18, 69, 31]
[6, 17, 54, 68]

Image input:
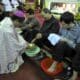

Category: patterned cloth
[0, 17, 27, 74]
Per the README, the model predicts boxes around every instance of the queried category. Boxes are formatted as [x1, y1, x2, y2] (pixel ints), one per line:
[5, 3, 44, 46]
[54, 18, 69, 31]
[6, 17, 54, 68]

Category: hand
[27, 43, 35, 49]
[60, 37, 68, 42]
[35, 33, 42, 39]
[31, 38, 36, 43]
[28, 23, 34, 28]
[28, 24, 33, 28]
[60, 37, 73, 43]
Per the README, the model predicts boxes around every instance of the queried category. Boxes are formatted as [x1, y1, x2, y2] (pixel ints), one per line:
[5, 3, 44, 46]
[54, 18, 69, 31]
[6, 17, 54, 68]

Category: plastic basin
[40, 57, 63, 77]
[25, 44, 40, 57]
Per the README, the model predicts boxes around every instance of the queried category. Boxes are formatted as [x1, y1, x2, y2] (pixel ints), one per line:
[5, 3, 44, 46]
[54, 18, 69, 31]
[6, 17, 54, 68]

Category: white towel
[48, 33, 61, 46]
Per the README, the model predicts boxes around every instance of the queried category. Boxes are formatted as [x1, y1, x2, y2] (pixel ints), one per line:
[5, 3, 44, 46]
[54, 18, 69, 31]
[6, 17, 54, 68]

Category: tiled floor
[0, 56, 80, 80]
[0, 56, 52, 80]
[0, 63, 39, 80]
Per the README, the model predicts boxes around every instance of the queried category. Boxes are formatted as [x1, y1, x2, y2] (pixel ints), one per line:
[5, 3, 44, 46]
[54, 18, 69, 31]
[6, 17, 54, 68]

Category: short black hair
[27, 8, 34, 15]
[60, 12, 74, 24]
[42, 8, 51, 14]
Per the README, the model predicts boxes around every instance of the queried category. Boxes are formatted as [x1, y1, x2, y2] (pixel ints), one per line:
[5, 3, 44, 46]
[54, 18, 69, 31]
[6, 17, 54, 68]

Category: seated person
[34, 8, 60, 48]
[0, 10, 28, 74]
[44, 12, 80, 80]
[59, 11, 80, 80]
[21, 8, 40, 42]
[59, 12, 80, 62]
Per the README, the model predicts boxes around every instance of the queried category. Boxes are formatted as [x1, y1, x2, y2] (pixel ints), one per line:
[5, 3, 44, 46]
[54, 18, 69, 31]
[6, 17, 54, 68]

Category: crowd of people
[0, 0, 80, 80]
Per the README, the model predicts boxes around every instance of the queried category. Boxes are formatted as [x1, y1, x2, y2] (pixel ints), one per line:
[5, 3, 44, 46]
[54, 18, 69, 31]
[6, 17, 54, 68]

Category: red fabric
[35, 13, 45, 27]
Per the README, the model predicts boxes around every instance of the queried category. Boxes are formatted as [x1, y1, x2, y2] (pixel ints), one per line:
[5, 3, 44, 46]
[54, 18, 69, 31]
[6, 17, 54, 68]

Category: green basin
[25, 45, 40, 57]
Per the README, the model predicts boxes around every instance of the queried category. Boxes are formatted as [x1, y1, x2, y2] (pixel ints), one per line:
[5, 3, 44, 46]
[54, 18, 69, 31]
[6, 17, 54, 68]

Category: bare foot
[47, 61, 58, 72]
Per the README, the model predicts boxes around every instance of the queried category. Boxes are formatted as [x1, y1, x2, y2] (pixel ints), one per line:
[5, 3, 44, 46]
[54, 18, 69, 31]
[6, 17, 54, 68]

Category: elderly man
[0, 10, 28, 74]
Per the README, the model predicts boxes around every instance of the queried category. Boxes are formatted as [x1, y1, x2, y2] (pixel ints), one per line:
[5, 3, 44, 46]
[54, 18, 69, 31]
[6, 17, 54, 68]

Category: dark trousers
[53, 41, 76, 62]
[72, 44, 80, 71]
[52, 42, 80, 72]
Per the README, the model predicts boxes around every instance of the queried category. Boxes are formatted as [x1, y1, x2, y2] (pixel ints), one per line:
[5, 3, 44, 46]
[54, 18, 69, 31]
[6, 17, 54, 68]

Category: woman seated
[21, 8, 40, 43]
